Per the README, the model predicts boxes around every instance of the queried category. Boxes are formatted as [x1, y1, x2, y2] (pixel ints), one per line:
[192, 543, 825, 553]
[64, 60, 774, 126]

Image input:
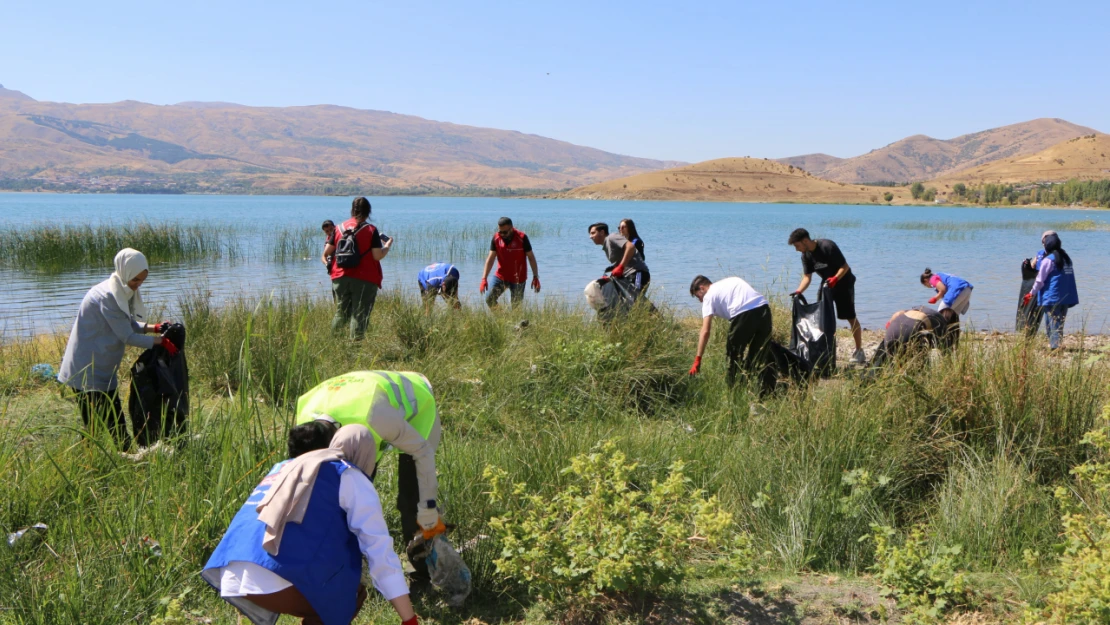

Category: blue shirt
[417, 262, 459, 290]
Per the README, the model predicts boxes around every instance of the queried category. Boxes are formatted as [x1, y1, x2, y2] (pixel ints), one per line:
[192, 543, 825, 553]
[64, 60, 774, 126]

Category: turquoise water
[1, 193, 1108, 337]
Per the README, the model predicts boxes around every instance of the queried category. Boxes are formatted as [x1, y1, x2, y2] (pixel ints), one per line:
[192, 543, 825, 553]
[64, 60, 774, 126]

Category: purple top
[1030, 255, 1056, 296]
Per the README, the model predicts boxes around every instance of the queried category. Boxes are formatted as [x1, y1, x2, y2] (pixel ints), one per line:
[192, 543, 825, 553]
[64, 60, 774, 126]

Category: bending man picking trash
[293, 371, 446, 584]
[688, 275, 776, 395]
[787, 228, 865, 364]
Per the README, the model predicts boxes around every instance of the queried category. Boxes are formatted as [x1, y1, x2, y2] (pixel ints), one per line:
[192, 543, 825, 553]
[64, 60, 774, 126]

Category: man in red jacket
[479, 217, 540, 309]
[323, 197, 393, 339]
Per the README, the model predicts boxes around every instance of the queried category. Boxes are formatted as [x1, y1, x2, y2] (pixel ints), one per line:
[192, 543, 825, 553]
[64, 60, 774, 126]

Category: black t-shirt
[489, 233, 533, 253]
[802, 239, 851, 280]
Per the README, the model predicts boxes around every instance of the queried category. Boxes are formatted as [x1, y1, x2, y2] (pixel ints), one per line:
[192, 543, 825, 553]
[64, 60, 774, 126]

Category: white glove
[417, 505, 441, 531]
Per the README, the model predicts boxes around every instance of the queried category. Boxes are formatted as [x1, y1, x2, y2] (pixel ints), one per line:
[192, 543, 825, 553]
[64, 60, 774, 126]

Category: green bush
[484, 441, 754, 612]
[868, 524, 969, 624]
[911, 182, 925, 199]
[883, 191, 895, 202]
[1033, 423, 1110, 624]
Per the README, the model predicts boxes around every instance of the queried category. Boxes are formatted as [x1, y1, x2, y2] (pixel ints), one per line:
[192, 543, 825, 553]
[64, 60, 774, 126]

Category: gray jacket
[58, 281, 155, 392]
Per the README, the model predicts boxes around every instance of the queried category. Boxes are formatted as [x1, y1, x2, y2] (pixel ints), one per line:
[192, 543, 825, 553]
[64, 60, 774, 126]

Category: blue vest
[204, 460, 363, 625]
[1038, 252, 1079, 308]
[417, 263, 458, 289]
[935, 272, 972, 306]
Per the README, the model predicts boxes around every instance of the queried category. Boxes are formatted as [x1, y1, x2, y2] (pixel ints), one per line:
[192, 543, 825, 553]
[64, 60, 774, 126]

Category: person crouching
[871, 307, 960, 367]
[202, 425, 417, 625]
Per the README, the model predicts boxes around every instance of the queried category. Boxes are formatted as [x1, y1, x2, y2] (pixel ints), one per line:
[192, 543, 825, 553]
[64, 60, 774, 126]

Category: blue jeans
[486, 276, 525, 309]
[1043, 305, 1068, 349]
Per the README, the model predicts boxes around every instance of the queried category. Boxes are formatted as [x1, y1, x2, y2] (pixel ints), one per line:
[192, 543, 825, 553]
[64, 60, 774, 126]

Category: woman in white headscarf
[203, 424, 416, 625]
[58, 248, 178, 449]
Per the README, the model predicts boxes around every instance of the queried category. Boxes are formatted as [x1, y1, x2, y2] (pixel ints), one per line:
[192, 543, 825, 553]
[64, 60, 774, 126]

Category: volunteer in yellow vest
[295, 371, 444, 575]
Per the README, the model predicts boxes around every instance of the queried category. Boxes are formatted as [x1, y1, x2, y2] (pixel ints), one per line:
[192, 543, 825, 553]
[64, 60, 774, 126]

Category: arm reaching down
[338, 470, 412, 613]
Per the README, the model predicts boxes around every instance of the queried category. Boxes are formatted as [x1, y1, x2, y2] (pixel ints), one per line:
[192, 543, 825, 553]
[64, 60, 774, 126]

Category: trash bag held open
[584, 277, 636, 321]
[128, 322, 189, 447]
[789, 284, 837, 376]
[1016, 258, 1044, 333]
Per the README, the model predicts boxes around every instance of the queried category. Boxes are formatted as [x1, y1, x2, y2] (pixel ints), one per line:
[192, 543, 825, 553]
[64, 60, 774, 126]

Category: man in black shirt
[788, 228, 865, 364]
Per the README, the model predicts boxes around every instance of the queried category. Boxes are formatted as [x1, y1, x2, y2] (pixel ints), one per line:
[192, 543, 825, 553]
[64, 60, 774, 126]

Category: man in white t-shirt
[688, 275, 776, 394]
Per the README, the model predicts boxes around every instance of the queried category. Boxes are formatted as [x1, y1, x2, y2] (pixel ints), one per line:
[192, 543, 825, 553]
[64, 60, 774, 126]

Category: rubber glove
[826, 275, 839, 289]
[611, 264, 625, 278]
[479, 278, 489, 293]
[1022, 292, 1033, 307]
[928, 296, 939, 304]
[161, 338, 179, 357]
[789, 291, 801, 298]
[155, 321, 172, 333]
[402, 617, 418, 625]
[688, 356, 701, 375]
[531, 276, 541, 292]
[417, 504, 447, 540]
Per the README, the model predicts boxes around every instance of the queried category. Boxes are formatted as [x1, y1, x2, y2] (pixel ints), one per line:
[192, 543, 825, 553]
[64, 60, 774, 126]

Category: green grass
[0, 222, 239, 272]
[0, 292, 1106, 623]
[887, 219, 1110, 233]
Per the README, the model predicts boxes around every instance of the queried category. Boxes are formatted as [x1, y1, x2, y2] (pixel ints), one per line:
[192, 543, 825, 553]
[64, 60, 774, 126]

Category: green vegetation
[911, 181, 926, 199]
[922, 187, 937, 202]
[0, 222, 238, 272]
[377, 221, 560, 262]
[950, 179, 1110, 208]
[868, 525, 969, 624]
[883, 191, 894, 202]
[0, 292, 1107, 623]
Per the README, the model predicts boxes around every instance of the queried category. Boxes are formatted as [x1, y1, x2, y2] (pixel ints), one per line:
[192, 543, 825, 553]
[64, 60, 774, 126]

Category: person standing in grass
[688, 275, 776, 395]
[320, 219, 337, 273]
[479, 217, 540, 309]
[58, 248, 178, 450]
[324, 198, 392, 340]
[787, 228, 865, 364]
[920, 268, 973, 314]
[417, 262, 461, 310]
[1022, 230, 1079, 350]
[295, 371, 447, 582]
[202, 425, 418, 625]
[588, 222, 651, 296]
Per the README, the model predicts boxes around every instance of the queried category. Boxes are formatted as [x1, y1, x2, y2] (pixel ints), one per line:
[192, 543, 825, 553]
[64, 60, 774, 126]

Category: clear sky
[2, 0, 1107, 163]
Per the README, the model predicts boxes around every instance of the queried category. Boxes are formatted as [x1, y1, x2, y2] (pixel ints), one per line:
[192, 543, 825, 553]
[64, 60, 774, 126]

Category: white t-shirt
[701, 277, 768, 320]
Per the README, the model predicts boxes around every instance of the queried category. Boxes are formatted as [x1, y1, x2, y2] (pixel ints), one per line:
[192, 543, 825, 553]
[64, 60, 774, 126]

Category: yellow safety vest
[295, 371, 437, 463]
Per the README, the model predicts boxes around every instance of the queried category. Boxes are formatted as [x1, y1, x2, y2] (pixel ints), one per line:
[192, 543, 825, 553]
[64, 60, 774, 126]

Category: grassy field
[0, 292, 1107, 624]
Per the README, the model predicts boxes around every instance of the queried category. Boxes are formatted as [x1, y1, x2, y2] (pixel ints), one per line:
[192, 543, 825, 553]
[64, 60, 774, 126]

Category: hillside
[558, 157, 913, 204]
[0, 87, 679, 192]
[778, 118, 1098, 183]
[934, 133, 1110, 186]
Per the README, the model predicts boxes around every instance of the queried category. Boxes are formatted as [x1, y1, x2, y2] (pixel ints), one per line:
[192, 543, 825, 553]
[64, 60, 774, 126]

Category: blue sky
[2, 0, 1107, 163]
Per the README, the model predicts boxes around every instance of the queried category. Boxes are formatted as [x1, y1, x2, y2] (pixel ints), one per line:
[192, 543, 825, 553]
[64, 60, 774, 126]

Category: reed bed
[887, 219, 1109, 233]
[0, 292, 1106, 623]
[0, 222, 239, 272]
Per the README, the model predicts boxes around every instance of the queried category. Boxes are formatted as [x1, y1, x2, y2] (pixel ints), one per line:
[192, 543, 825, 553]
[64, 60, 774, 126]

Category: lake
[1, 193, 1108, 338]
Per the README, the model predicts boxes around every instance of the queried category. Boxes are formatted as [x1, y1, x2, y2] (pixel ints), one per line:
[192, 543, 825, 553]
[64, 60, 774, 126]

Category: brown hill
[934, 133, 1110, 186]
[558, 157, 914, 204]
[778, 118, 1098, 183]
[0, 89, 679, 191]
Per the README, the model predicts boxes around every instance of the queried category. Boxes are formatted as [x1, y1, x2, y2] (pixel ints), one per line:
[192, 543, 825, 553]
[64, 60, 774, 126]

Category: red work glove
[928, 296, 938, 304]
[826, 276, 839, 289]
[1022, 292, 1033, 307]
[161, 338, 179, 357]
[688, 356, 701, 375]
[789, 291, 801, 298]
[531, 276, 541, 292]
[154, 321, 172, 333]
[479, 278, 489, 293]
[402, 617, 419, 625]
[610, 264, 625, 278]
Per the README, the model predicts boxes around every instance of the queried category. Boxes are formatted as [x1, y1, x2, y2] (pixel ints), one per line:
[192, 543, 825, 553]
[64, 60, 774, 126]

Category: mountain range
[0, 85, 680, 192]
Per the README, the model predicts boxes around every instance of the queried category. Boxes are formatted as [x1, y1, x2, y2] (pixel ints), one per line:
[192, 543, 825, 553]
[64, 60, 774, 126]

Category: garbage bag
[426, 534, 472, 608]
[585, 277, 637, 320]
[768, 339, 807, 382]
[789, 284, 837, 376]
[1016, 258, 1044, 333]
[128, 322, 189, 447]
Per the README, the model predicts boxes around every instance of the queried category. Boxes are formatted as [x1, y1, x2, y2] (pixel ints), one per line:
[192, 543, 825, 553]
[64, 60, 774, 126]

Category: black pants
[77, 388, 129, 450]
[726, 305, 776, 395]
[371, 453, 428, 579]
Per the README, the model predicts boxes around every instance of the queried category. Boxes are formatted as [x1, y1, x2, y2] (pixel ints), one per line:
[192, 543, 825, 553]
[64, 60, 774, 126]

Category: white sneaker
[851, 349, 866, 365]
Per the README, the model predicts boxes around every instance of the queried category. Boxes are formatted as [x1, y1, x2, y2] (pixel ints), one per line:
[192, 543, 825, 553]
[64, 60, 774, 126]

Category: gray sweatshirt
[58, 281, 155, 392]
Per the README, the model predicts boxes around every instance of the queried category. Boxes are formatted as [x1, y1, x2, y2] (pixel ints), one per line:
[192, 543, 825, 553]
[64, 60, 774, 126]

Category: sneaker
[851, 349, 866, 365]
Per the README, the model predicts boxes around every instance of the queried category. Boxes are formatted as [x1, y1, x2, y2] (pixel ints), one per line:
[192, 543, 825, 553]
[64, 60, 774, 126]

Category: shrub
[868, 524, 969, 624]
[884, 191, 895, 202]
[484, 441, 754, 614]
[911, 182, 925, 199]
[923, 187, 937, 202]
[1033, 422, 1110, 624]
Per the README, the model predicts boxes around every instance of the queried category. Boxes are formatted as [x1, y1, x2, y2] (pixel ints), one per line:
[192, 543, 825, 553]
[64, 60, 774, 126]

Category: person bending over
[417, 262, 461, 310]
[920, 268, 973, 314]
[871, 307, 960, 367]
[688, 275, 776, 395]
[787, 228, 865, 364]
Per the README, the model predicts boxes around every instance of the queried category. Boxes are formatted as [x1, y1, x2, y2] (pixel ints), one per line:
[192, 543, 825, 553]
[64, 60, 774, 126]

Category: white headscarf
[103, 248, 148, 322]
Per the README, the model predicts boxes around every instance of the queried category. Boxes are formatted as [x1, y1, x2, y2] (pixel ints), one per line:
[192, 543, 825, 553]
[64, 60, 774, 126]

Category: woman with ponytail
[920, 268, 974, 315]
[1022, 231, 1079, 349]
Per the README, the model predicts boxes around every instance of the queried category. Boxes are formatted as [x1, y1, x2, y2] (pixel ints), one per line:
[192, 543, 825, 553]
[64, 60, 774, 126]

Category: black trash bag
[128, 323, 189, 447]
[789, 284, 837, 376]
[586, 277, 638, 321]
[768, 339, 807, 382]
[1016, 258, 1044, 334]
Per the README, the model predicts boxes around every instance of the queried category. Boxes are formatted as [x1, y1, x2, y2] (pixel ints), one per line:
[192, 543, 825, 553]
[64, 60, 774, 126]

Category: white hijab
[102, 248, 148, 322]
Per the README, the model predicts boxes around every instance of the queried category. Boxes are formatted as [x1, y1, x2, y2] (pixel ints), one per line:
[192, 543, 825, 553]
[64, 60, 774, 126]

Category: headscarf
[1042, 231, 1072, 267]
[255, 424, 377, 556]
[102, 248, 149, 322]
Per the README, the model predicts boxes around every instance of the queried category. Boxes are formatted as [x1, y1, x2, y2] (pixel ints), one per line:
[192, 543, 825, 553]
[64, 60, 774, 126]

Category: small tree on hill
[923, 187, 937, 202]
[883, 191, 894, 203]
[910, 182, 925, 199]
[952, 183, 967, 197]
